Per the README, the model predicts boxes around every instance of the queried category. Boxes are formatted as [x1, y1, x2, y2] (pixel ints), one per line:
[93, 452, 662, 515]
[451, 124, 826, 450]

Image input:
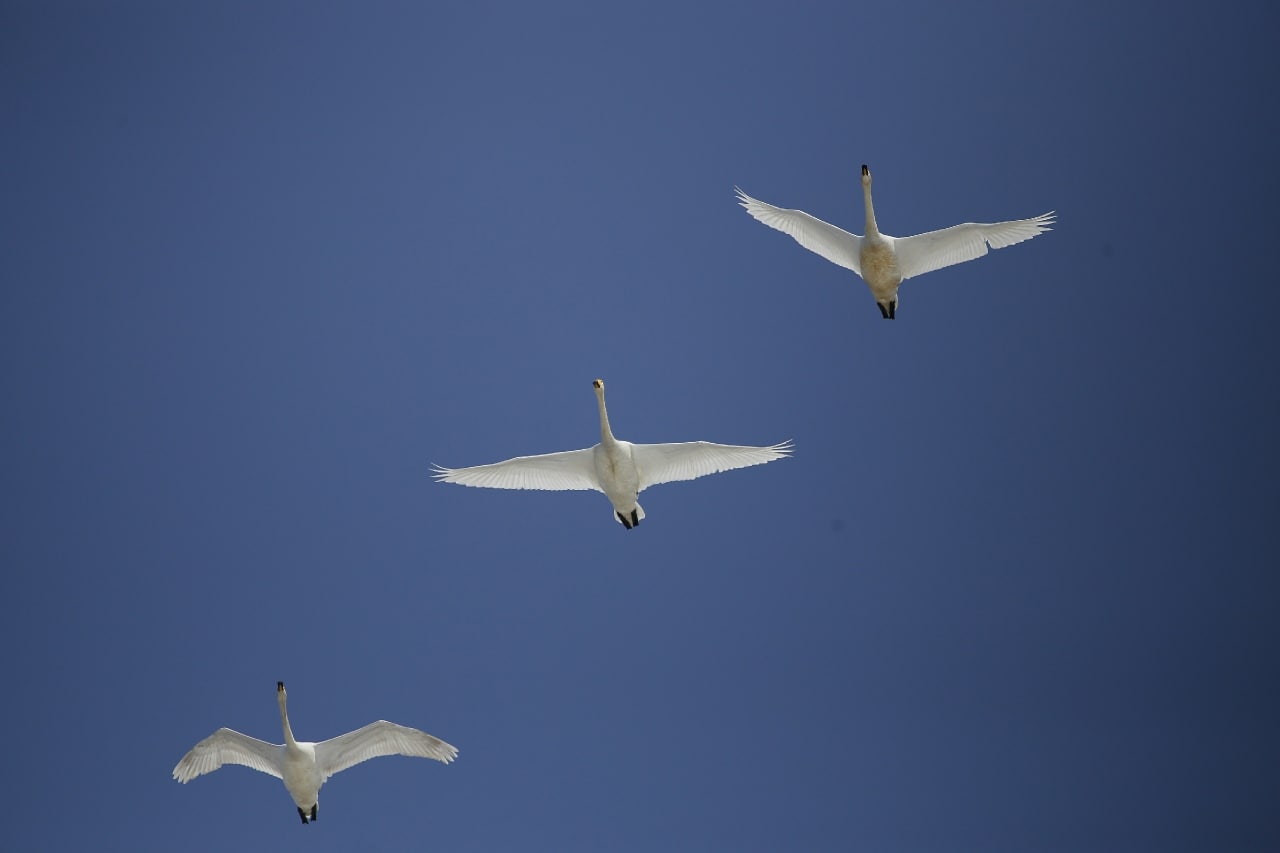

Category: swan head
[861, 164, 871, 185]
[593, 378, 605, 392]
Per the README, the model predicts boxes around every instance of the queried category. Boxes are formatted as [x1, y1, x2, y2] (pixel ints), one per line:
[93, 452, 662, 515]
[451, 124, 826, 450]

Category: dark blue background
[3, 1, 1277, 850]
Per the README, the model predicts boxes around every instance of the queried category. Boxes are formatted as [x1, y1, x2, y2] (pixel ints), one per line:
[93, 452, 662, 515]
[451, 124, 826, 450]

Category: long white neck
[862, 174, 880, 237]
[595, 386, 616, 444]
[278, 692, 298, 747]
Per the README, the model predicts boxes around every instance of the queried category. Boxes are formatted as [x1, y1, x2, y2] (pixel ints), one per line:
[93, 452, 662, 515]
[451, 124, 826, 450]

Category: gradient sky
[3, 2, 1277, 851]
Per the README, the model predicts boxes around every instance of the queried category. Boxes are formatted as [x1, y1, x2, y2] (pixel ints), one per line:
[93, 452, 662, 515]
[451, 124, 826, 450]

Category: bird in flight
[737, 164, 1053, 318]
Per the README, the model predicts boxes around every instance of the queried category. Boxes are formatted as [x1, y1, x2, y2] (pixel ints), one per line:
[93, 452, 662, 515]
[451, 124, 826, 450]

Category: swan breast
[593, 441, 640, 502]
[860, 238, 901, 290]
[281, 744, 322, 806]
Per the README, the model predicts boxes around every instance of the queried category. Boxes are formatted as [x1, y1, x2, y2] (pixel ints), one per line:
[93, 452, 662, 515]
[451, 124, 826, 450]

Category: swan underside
[297, 804, 317, 825]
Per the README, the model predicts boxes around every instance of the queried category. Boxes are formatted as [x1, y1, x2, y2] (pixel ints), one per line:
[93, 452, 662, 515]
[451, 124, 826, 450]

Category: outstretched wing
[736, 188, 862, 274]
[893, 212, 1055, 281]
[314, 720, 458, 781]
[172, 728, 283, 783]
[432, 447, 600, 492]
[632, 440, 793, 491]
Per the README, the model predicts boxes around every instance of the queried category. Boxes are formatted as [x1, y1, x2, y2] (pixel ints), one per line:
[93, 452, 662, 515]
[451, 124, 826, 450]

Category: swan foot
[615, 509, 641, 529]
[877, 303, 891, 319]
[888, 301, 896, 319]
[297, 807, 309, 825]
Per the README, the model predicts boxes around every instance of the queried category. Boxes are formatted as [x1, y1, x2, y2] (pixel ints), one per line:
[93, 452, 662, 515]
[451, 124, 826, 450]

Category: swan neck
[862, 180, 880, 237]
[279, 693, 298, 747]
[595, 390, 616, 444]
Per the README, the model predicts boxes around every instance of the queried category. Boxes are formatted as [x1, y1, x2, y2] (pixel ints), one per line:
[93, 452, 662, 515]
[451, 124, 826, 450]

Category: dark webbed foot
[629, 509, 640, 528]
[888, 301, 896, 319]
[310, 804, 318, 822]
[877, 303, 890, 319]
[297, 807, 309, 825]
[617, 511, 634, 529]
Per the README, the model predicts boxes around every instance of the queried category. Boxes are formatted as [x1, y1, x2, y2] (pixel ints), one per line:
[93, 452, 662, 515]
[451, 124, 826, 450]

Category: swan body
[737, 164, 1054, 318]
[173, 682, 457, 824]
[433, 379, 792, 529]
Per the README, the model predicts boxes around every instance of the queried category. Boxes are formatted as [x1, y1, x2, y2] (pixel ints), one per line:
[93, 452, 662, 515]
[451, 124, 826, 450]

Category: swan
[432, 379, 792, 529]
[172, 682, 457, 824]
[736, 165, 1054, 318]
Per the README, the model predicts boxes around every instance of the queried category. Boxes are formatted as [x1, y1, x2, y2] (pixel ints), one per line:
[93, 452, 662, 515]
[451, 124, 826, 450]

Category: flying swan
[432, 379, 792, 528]
[172, 682, 457, 824]
[736, 165, 1054, 319]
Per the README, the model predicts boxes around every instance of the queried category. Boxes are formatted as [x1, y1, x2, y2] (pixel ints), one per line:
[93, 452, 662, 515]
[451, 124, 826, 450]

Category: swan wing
[893, 212, 1055, 280]
[735, 188, 862, 274]
[432, 448, 601, 492]
[314, 721, 458, 780]
[172, 728, 283, 783]
[632, 440, 793, 490]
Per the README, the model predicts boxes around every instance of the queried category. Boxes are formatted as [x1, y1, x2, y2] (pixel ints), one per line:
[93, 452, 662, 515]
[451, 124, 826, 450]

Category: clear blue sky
[3, 1, 1277, 850]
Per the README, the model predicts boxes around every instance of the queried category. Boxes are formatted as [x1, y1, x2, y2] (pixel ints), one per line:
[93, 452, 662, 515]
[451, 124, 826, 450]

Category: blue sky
[2, 1, 1277, 850]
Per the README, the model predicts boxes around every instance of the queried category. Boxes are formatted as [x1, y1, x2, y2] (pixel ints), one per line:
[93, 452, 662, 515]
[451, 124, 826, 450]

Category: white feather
[738, 164, 1052, 316]
[434, 379, 792, 527]
[172, 683, 455, 822]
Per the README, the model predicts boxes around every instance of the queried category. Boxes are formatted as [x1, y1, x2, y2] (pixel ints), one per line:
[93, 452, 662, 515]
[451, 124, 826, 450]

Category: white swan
[432, 379, 792, 529]
[736, 165, 1054, 319]
[173, 682, 457, 824]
